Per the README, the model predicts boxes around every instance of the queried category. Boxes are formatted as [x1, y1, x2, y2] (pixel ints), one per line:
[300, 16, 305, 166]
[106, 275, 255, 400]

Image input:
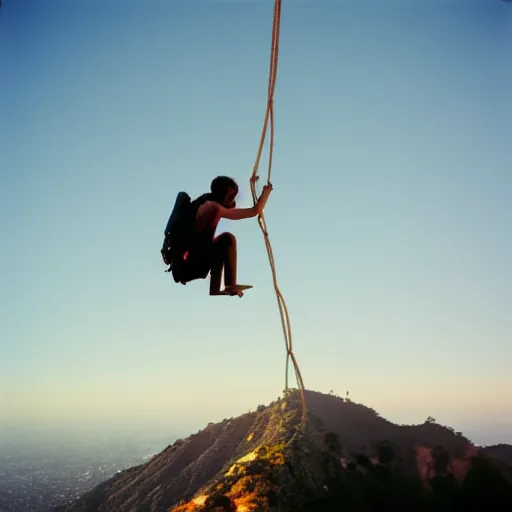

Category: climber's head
[211, 176, 239, 208]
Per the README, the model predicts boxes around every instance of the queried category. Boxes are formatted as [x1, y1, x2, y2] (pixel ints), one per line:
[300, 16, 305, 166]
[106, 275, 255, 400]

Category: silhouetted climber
[161, 176, 272, 297]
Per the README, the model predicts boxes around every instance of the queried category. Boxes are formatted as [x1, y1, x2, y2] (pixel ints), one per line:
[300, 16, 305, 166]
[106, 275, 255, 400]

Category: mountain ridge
[53, 389, 512, 512]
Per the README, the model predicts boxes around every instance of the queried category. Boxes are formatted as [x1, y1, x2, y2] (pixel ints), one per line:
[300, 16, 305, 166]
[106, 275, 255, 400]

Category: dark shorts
[174, 241, 213, 283]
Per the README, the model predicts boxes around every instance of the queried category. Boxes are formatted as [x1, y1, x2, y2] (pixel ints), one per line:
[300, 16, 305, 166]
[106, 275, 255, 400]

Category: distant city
[0, 426, 178, 512]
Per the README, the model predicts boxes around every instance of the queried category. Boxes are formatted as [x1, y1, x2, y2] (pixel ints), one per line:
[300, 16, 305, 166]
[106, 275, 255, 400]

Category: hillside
[481, 444, 512, 466]
[53, 389, 512, 512]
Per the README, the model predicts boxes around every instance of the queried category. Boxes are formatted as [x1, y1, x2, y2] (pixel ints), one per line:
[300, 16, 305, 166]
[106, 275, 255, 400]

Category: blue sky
[1, 0, 511, 445]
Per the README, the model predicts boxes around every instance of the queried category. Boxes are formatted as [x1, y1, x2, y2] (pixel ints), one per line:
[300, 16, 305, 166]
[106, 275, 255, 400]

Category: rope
[249, 0, 307, 427]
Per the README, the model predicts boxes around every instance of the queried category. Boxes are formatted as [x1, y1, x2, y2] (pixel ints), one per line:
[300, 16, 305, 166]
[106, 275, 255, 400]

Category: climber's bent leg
[209, 233, 252, 297]
[209, 232, 237, 295]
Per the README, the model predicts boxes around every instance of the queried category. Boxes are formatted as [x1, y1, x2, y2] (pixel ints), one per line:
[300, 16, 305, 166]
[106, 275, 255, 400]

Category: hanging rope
[249, 0, 307, 426]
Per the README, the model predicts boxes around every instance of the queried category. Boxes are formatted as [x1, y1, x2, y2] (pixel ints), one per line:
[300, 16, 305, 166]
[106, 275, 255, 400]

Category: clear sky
[1, 0, 511, 446]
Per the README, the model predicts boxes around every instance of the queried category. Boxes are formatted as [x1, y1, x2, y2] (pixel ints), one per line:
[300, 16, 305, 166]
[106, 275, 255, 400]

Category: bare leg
[209, 233, 237, 295]
[223, 233, 237, 287]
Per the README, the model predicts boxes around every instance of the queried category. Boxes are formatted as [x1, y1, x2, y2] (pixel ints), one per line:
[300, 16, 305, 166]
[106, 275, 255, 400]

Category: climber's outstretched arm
[217, 204, 258, 221]
[217, 184, 273, 221]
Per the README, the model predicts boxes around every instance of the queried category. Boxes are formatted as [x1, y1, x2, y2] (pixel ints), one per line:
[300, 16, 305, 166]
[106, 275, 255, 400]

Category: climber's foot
[221, 284, 253, 297]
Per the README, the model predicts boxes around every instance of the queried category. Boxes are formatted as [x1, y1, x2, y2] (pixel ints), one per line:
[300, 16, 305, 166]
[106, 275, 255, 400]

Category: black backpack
[161, 192, 198, 282]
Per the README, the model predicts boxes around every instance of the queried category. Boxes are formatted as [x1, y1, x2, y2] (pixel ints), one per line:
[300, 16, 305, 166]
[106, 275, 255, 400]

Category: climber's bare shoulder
[196, 201, 220, 229]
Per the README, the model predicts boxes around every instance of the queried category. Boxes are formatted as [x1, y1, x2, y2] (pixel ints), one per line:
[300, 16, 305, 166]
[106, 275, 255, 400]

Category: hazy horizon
[1, 389, 511, 449]
[2, 0, 511, 449]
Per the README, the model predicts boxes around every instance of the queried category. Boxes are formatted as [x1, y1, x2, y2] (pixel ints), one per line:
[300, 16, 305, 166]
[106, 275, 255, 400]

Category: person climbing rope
[161, 176, 272, 297]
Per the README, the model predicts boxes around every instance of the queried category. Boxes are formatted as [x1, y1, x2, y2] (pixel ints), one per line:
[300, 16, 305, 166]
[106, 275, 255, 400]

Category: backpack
[161, 191, 198, 282]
